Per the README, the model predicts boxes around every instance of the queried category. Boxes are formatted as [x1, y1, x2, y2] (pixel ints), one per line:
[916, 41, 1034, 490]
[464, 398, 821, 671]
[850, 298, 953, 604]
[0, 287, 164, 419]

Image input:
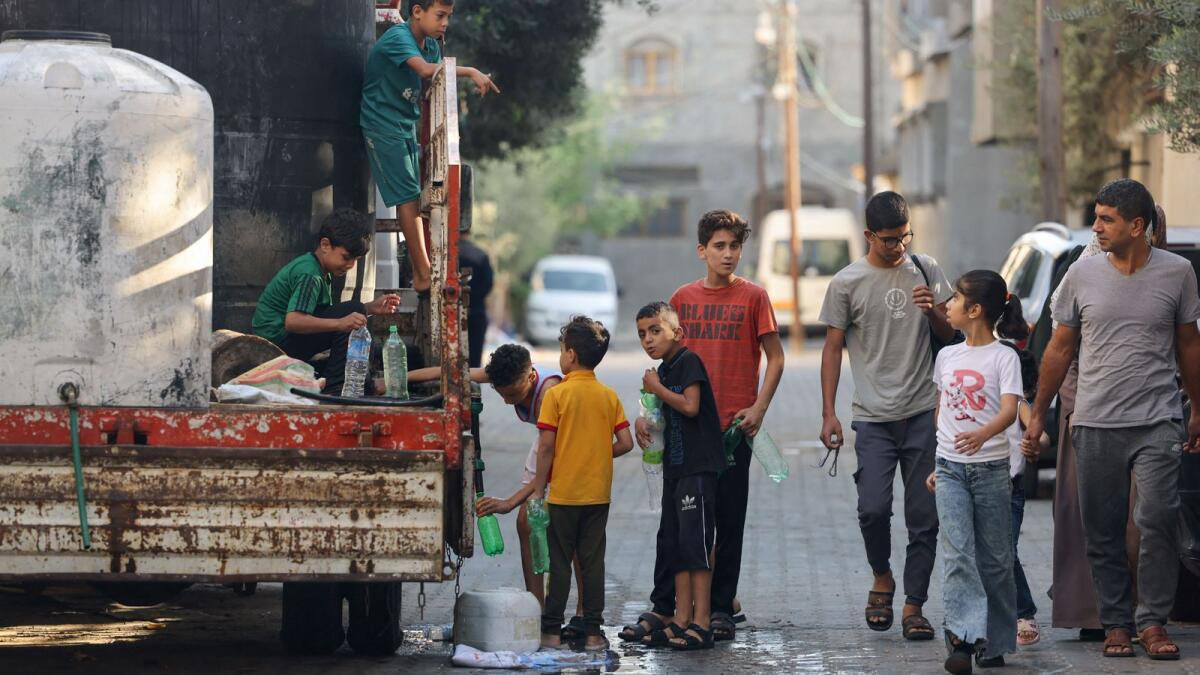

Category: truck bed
[0, 402, 459, 582]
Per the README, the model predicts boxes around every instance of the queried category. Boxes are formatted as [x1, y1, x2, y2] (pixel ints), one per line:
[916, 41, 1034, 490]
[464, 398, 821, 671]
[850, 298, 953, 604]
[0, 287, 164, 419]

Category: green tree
[445, 0, 656, 159]
[469, 101, 657, 324]
[994, 1, 1158, 206]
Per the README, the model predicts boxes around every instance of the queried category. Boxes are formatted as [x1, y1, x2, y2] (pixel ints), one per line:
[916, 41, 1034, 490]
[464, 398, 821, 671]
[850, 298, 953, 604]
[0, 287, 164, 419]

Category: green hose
[61, 385, 91, 550]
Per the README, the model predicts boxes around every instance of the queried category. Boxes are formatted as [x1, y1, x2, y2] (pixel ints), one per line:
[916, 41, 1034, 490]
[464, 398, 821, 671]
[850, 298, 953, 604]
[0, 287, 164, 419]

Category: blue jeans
[935, 457, 1016, 658]
[1010, 476, 1038, 620]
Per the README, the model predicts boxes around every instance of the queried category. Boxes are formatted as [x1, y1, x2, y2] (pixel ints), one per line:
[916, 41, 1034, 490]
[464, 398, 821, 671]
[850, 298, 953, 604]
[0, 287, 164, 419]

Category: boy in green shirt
[252, 209, 400, 393]
[360, 0, 499, 293]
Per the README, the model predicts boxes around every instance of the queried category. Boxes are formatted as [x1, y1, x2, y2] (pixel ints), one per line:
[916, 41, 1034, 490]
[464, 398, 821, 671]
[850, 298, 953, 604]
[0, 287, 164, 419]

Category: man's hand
[1188, 407, 1200, 453]
[912, 285, 936, 314]
[1023, 415, 1046, 455]
[734, 405, 766, 437]
[634, 417, 652, 449]
[337, 312, 368, 332]
[925, 471, 937, 494]
[642, 368, 662, 394]
[366, 293, 401, 315]
[469, 69, 500, 97]
[476, 495, 515, 517]
[820, 414, 844, 451]
[954, 429, 988, 456]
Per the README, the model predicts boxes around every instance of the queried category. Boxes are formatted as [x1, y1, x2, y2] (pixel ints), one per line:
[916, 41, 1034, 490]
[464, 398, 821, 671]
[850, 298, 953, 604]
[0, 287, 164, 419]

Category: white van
[524, 255, 619, 345]
[756, 207, 863, 331]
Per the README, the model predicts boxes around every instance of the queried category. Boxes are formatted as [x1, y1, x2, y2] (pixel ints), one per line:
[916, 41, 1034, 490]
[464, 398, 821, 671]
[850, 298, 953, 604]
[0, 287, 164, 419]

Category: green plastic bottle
[526, 496, 550, 574]
[752, 431, 790, 483]
[722, 417, 744, 468]
[476, 491, 504, 556]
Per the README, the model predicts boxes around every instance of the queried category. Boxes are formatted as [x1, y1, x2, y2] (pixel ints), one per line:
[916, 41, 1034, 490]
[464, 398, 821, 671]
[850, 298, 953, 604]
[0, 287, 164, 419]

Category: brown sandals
[1103, 628, 1136, 657]
[1139, 625, 1181, 661]
[865, 590, 894, 631]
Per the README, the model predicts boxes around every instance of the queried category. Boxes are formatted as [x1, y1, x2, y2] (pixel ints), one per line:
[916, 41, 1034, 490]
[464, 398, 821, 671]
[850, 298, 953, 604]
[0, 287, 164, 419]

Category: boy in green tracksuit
[360, 0, 498, 293]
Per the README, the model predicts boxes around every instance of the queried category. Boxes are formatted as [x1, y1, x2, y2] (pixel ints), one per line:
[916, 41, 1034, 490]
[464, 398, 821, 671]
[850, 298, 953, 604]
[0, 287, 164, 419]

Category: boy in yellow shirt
[531, 316, 634, 651]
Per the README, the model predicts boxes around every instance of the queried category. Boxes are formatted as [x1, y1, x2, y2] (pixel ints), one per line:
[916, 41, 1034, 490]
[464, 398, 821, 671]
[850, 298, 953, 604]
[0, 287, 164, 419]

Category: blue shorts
[364, 133, 420, 207]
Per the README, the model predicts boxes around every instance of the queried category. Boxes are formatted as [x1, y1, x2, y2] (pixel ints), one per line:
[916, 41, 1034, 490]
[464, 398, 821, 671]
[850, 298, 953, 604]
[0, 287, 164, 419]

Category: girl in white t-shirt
[924, 270, 1027, 673]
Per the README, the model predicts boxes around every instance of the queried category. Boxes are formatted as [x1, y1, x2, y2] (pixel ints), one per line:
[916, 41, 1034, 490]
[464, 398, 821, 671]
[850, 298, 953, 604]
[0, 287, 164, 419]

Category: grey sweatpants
[1073, 421, 1184, 631]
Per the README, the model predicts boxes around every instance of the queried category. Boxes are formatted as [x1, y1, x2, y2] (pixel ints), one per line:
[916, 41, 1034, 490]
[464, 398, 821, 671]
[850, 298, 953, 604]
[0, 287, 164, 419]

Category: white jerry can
[453, 588, 541, 653]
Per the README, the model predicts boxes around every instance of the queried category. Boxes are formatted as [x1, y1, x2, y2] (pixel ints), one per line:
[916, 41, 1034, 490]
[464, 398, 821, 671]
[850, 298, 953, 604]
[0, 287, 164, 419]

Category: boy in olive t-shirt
[530, 316, 634, 651]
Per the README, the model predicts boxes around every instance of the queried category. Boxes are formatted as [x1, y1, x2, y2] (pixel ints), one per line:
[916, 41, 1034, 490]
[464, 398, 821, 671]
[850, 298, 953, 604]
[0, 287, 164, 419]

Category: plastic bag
[226, 356, 323, 395]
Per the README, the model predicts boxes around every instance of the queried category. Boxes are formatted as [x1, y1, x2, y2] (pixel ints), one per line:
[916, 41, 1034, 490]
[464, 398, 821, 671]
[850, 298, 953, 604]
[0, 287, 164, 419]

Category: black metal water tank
[0, 0, 375, 331]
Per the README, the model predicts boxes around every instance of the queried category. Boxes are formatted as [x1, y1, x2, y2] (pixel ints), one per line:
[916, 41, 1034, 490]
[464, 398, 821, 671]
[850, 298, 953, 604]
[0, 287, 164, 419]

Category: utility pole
[1036, 0, 1066, 223]
[861, 0, 874, 195]
[778, 0, 804, 351]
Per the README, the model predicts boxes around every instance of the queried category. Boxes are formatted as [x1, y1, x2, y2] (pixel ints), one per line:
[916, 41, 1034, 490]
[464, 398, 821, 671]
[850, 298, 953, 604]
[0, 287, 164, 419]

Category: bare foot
[584, 634, 608, 651]
[540, 633, 562, 650]
[871, 570, 895, 594]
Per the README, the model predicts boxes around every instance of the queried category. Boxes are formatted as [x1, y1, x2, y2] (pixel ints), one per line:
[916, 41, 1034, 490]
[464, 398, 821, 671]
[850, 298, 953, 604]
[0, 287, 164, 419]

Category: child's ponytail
[957, 269, 1029, 341]
[997, 294, 1028, 341]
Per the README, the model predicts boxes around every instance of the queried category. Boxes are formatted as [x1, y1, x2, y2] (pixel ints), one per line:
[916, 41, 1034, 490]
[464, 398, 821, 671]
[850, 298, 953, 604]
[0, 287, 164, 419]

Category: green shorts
[364, 133, 420, 207]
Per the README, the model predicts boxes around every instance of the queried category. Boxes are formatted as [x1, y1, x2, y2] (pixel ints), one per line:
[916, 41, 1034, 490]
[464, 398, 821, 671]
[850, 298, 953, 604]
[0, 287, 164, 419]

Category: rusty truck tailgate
[0, 444, 445, 581]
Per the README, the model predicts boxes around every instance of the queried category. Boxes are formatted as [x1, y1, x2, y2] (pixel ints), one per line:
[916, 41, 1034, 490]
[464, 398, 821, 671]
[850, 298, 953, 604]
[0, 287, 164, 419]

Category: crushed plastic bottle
[341, 325, 371, 398]
[723, 417, 744, 468]
[526, 496, 550, 574]
[752, 431, 790, 482]
[638, 390, 665, 512]
[476, 491, 505, 556]
[383, 325, 409, 399]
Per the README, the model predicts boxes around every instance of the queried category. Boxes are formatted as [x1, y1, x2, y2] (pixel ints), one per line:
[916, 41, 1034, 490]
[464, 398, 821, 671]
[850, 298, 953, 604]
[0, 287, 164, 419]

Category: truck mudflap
[0, 444, 445, 582]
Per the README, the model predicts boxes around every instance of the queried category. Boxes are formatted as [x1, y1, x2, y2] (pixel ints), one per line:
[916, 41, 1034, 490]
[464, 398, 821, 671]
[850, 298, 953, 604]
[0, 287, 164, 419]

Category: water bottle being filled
[383, 325, 409, 399]
[476, 490, 505, 556]
[526, 496, 550, 574]
[639, 390, 665, 512]
[341, 325, 372, 398]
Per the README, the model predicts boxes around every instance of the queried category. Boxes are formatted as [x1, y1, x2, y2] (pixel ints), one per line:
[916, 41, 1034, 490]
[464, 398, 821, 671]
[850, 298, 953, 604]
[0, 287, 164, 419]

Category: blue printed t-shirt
[657, 348, 727, 480]
[360, 23, 442, 139]
[252, 253, 332, 345]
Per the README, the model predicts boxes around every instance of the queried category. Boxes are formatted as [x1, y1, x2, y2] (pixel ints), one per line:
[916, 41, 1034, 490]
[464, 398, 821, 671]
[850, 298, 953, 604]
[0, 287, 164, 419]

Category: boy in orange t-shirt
[531, 316, 634, 651]
[630, 209, 784, 643]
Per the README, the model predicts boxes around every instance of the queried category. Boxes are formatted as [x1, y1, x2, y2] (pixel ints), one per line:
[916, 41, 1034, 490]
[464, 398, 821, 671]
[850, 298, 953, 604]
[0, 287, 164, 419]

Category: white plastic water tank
[0, 31, 214, 408]
[454, 588, 542, 653]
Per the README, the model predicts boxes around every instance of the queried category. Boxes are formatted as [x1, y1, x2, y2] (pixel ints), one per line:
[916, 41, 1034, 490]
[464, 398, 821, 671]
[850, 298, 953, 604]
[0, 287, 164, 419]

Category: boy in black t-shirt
[635, 301, 727, 651]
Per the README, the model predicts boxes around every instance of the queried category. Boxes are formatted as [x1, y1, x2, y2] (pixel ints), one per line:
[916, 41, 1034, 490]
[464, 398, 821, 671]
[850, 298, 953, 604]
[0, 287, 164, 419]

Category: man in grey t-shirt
[819, 191, 954, 640]
[1027, 179, 1200, 658]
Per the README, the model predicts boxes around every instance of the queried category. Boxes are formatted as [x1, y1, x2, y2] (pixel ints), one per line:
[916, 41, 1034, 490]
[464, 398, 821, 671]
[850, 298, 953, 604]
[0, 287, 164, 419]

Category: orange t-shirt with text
[670, 278, 778, 429]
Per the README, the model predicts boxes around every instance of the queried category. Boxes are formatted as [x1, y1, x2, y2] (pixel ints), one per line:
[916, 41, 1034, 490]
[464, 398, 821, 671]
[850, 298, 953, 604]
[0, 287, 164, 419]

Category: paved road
[3, 342, 1200, 673]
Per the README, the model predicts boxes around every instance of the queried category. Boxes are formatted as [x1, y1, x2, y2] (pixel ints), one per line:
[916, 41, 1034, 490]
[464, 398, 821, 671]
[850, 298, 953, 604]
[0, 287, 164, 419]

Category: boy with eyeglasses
[818, 191, 954, 642]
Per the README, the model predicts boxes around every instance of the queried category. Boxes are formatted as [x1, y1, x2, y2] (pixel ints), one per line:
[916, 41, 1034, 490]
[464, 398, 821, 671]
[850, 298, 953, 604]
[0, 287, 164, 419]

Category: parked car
[756, 207, 864, 333]
[524, 255, 619, 345]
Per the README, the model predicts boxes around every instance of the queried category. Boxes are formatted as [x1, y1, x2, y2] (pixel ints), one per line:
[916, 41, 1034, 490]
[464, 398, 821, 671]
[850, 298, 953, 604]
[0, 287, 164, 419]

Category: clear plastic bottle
[341, 325, 372, 398]
[526, 496, 550, 574]
[639, 390, 665, 512]
[383, 325, 408, 400]
[476, 491, 505, 556]
[751, 431, 790, 483]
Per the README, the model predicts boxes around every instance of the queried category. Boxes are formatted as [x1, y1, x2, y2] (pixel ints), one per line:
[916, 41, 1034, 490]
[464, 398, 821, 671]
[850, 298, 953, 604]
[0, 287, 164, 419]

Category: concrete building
[579, 0, 895, 326]
[882, 0, 1038, 279]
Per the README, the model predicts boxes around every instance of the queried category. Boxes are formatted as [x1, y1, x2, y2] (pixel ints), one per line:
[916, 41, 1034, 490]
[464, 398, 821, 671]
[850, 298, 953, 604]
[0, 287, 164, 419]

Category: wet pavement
[3, 344, 1200, 673]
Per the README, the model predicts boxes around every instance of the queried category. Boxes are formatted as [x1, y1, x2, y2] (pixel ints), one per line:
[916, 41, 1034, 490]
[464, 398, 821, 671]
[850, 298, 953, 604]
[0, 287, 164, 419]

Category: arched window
[625, 38, 677, 95]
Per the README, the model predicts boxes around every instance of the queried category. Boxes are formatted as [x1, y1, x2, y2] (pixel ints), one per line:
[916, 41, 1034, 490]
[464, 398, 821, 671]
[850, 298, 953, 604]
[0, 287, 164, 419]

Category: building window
[625, 38, 677, 95]
[625, 197, 688, 237]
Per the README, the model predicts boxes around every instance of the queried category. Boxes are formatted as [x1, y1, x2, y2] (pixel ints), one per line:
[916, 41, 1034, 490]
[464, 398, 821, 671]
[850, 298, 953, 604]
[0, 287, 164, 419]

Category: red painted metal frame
[0, 405, 457, 456]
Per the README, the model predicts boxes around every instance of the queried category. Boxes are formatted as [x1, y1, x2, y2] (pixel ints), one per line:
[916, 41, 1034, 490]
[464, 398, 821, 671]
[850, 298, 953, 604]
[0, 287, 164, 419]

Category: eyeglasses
[871, 231, 914, 249]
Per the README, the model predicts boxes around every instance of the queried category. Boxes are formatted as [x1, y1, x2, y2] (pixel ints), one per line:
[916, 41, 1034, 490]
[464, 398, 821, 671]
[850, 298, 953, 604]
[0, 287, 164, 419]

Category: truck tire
[345, 581, 403, 656]
[280, 582, 345, 656]
[91, 581, 192, 607]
